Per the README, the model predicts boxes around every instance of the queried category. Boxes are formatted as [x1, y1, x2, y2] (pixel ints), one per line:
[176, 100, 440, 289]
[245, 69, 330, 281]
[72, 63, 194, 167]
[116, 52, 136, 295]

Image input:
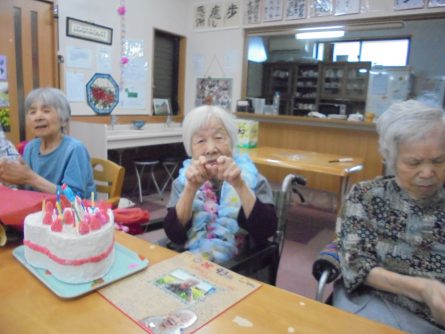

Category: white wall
[58, 0, 188, 116]
[58, 0, 445, 116]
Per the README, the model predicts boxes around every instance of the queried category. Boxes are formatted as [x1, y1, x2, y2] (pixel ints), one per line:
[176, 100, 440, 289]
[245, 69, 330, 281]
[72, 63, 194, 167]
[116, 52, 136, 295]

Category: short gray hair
[182, 105, 237, 157]
[376, 99, 445, 174]
[25, 87, 71, 133]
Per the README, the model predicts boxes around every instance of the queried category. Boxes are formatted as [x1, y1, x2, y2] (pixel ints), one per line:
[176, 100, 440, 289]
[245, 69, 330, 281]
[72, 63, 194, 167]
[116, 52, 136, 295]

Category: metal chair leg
[150, 164, 163, 200]
[160, 161, 179, 194]
[134, 164, 146, 203]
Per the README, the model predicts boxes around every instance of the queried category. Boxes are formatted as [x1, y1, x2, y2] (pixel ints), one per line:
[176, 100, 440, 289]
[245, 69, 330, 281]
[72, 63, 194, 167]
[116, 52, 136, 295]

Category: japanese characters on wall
[194, 1, 241, 30]
[194, 0, 445, 29]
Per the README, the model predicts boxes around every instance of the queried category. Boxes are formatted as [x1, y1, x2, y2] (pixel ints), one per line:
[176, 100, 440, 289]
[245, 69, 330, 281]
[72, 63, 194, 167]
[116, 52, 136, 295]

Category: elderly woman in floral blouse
[334, 100, 445, 333]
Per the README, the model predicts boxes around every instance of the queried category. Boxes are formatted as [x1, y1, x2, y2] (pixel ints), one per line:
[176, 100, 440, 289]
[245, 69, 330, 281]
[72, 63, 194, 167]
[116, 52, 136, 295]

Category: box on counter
[236, 119, 258, 148]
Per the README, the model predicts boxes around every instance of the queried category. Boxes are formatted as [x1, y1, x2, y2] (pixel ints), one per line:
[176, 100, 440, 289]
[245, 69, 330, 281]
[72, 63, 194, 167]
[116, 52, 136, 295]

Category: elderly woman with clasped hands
[334, 100, 445, 333]
[163, 105, 277, 264]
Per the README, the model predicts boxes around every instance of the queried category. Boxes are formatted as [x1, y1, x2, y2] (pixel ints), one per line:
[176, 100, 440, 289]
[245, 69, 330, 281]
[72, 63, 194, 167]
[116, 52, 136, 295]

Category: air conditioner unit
[269, 36, 307, 52]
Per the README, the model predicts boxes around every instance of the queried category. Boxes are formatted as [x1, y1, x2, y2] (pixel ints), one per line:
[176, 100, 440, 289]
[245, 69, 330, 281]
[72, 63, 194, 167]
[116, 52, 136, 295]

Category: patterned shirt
[337, 176, 445, 326]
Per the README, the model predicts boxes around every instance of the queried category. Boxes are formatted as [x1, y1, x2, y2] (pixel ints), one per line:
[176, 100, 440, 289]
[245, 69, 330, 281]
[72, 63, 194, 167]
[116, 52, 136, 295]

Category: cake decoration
[23, 184, 115, 284]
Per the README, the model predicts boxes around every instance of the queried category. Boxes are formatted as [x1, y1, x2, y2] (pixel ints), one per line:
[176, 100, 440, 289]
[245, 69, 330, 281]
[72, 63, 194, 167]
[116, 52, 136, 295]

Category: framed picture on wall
[153, 98, 171, 116]
[224, 0, 241, 27]
[244, 0, 263, 25]
[66, 17, 113, 45]
[195, 77, 232, 111]
[193, 4, 208, 30]
[428, 0, 445, 7]
[393, 0, 425, 10]
[86, 73, 119, 115]
[207, 2, 224, 28]
[263, 0, 283, 22]
[334, 0, 361, 15]
[311, 0, 333, 17]
[285, 0, 306, 20]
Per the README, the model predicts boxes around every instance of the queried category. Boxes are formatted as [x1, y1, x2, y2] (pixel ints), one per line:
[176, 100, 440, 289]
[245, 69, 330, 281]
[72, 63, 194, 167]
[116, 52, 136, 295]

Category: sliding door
[0, 0, 58, 143]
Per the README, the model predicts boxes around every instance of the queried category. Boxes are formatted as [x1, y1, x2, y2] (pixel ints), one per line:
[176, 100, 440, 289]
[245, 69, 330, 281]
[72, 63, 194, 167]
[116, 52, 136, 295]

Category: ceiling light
[248, 36, 268, 63]
[298, 25, 344, 31]
[296, 30, 345, 40]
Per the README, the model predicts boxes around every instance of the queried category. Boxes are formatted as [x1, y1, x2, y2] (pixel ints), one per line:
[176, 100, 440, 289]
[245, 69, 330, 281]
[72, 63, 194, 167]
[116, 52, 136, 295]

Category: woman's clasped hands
[185, 155, 243, 190]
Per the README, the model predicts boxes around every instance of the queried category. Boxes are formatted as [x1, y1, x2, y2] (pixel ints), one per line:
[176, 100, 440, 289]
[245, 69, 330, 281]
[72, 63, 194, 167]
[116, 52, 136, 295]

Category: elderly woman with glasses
[0, 87, 95, 198]
[334, 100, 445, 333]
[164, 105, 277, 264]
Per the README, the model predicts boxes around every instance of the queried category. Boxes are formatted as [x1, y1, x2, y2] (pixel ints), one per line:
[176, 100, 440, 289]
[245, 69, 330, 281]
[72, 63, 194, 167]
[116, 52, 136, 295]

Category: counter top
[235, 113, 376, 132]
[105, 123, 182, 150]
[69, 121, 183, 159]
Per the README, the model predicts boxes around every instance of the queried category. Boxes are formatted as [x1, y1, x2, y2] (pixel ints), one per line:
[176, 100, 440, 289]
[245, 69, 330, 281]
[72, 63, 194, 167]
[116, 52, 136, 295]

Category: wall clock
[394, 0, 425, 10]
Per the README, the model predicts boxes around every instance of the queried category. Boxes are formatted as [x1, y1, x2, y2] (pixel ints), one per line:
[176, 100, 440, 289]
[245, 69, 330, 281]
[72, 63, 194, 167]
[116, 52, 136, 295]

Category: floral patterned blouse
[337, 176, 445, 326]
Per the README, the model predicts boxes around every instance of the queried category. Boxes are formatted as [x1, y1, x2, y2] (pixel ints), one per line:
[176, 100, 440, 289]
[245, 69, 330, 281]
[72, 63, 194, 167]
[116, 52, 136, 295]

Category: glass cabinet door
[269, 66, 292, 95]
[344, 63, 371, 100]
[320, 64, 345, 99]
[293, 64, 320, 115]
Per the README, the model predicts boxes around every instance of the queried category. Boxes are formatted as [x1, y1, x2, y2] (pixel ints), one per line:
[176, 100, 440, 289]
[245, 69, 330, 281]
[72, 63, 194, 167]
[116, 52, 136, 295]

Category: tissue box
[236, 119, 258, 148]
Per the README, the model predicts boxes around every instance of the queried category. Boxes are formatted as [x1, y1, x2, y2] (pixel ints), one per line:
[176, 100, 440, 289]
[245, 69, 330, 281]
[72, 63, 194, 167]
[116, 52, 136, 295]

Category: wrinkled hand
[421, 279, 445, 327]
[185, 156, 210, 190]
[206, 155, 243, 188]
[0, 157, 31, 185]
[185, 155, 244, 190]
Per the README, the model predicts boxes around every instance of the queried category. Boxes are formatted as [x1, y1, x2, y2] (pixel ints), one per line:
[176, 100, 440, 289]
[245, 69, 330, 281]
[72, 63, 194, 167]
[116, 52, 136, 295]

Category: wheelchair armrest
[223, 241, 278, 272]
[166, 241, 186, 252]
[312, 242, 341, 302]
[312, 242, 341, 284]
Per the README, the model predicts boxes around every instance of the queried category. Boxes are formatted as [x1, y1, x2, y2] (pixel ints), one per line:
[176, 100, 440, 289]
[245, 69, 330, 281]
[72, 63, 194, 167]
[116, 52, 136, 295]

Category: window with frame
[316, 38, 410, 66]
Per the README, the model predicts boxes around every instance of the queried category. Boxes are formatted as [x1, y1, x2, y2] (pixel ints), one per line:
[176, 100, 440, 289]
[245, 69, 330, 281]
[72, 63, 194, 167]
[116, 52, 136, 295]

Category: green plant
[0, 107, 10, 130]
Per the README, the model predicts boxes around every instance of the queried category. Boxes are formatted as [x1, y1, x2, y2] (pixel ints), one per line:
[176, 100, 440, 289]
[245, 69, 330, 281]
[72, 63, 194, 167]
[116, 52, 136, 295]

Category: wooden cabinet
[263, 61, 321, 115]
[262, 62, 295, 115]
[320, 62, 371, 101]
[292, 63, 320, 116]
[262, 61, 370, 116]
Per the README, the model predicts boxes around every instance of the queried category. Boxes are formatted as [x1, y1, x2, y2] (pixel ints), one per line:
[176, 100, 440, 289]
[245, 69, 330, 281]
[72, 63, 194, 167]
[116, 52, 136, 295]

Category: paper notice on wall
[193, 54, 205, 77]
[120, 83, 146, 110]
[96, 46, 112, 73]
[66, 46, 92, 69]
[120, 40, 148, 110]
[66, 71, 85, 102]
[0, 81, 9, 107]
[0, 55, 7, 80]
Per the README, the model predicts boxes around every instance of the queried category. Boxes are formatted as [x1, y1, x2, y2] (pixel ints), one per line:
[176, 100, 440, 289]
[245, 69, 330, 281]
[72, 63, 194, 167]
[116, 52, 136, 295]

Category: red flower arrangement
[91, 85, 116, 109]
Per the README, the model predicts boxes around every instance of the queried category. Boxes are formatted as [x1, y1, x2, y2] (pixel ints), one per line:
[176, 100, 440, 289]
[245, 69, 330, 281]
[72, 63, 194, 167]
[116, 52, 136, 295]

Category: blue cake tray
[13, 242, 149, 299]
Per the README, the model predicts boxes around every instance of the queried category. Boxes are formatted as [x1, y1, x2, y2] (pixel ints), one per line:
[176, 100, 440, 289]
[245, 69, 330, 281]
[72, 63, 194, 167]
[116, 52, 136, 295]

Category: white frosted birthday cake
[23, 186, 115, 284]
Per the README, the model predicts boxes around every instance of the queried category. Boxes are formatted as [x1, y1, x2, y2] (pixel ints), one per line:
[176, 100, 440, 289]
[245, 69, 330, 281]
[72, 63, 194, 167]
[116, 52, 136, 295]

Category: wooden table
[0, 231, 403, 334]
[242, 146, 364, 204]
